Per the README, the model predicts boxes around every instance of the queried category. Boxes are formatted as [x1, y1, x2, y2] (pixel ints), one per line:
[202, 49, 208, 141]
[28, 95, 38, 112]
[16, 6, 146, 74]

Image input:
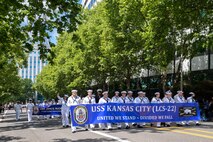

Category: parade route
[0, 110, 213, 142]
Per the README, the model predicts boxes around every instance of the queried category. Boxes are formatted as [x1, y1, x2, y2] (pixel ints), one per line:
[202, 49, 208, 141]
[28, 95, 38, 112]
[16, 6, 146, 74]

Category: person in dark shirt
[95, 89, 103, 103]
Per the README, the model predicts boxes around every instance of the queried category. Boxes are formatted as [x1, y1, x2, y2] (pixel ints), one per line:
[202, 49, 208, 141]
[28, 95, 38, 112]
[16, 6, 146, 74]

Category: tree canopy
[33, 0, 213, 98]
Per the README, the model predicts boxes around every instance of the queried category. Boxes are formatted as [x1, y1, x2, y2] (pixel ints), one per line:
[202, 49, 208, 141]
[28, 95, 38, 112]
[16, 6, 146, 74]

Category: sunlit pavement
[0, 110, 213, 142]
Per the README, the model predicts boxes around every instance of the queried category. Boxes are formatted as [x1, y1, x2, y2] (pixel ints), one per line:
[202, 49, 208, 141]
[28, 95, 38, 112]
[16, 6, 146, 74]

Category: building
[18, 49, 47, 82]
[81, 0, 102, 9]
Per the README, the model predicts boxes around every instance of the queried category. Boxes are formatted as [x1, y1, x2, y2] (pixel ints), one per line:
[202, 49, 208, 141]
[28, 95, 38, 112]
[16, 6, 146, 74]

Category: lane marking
[0, 110, 8, 122]
[158, 127, 213, 139]
[89, 130, 131, 142]
[163, 126, 213, 135]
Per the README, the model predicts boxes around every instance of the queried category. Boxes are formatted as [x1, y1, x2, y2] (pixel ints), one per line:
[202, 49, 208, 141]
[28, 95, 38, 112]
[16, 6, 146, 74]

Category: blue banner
[70, 103, 201, 126]
[33, 104, 62, 115]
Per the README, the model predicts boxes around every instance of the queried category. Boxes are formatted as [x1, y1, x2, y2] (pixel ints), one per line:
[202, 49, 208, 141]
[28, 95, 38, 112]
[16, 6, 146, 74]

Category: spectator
[209, 98, 213, 121]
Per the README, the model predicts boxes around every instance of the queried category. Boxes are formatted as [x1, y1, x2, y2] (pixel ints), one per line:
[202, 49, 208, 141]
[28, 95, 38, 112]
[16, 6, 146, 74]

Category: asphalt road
[0, 110, 213, 142]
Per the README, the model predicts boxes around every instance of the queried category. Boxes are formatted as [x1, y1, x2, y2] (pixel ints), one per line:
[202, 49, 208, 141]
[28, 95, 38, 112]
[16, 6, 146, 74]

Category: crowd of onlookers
[199, 97, 213, 121]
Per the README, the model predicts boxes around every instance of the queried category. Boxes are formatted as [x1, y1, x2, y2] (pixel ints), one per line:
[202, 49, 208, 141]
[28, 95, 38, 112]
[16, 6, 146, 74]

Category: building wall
[18, 50, 47, 82]
[81, 0, 102, 9]
[139, 54, 213, 78]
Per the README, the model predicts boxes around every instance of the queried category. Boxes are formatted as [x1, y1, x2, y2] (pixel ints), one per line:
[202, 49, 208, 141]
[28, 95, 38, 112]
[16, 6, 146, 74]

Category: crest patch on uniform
[73, 105, 88, 125]
[33, 106, 39, 115]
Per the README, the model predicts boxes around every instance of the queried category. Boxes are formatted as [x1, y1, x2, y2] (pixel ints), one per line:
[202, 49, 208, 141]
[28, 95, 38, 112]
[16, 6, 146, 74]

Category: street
[0, 110, 213, 142]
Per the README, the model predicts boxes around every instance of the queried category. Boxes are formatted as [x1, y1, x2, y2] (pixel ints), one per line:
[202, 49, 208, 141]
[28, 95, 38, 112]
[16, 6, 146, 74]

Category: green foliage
[0, 0, 81, 65]
[34, 0, 212, 96]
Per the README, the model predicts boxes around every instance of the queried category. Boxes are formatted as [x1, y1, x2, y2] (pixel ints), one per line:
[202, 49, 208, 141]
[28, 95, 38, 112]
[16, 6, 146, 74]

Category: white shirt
[137, 96, 149, 104]
[14, 104, 22, 111]
[134, 97, 148, 103]
[26, 103, 34, 111]
[82, 96, 96, 104]
[187, 96, 195, 103]
[67, 96, 81, 106]
[151, 97, 162, 103]
[111, 96, 120, 103]
[57, 96, 68, 109]
[174, 94, 186, 103]
[99, 97, 111, 104]
[162, 97, 175, 103]
[126, 96, 134, 103]
[118, 97, 128, 103]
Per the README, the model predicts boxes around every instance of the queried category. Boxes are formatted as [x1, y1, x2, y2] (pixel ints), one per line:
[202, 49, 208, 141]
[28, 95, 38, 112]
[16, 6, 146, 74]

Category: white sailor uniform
[82, 96, 96, 129]
[67, 96, 81, 132]
[98, 97, 112, 130]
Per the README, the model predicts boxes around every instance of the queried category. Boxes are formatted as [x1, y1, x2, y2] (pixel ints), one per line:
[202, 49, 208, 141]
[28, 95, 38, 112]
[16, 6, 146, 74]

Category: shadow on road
[0, 135, 24, 142]
[53, 138, 116, 142]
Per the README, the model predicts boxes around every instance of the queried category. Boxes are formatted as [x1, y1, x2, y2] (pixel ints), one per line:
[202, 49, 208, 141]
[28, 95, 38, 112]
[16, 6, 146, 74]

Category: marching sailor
[119, 91, 130, 129]
[95, 89, 103, 103]
[112, 91, 120, 103]
[151, 92, 163, 128]
[162, 90, 175, 127]
[57, 94, 69, 128]
[26, 99, 34, 122]
[14, 101, 22, 121]
[140, 91, 150, 126]
[126, 90, 135, 127]
[186, 92, 200, 126]
[82, 90, 96, 130]
[98, 91, 112, 130]
[67, 90, 81, 133]
[174, 91, 186, 126]
[133, 91, 147, 128]
[111, 91, 122, 129]
[126, 91, 134, 103]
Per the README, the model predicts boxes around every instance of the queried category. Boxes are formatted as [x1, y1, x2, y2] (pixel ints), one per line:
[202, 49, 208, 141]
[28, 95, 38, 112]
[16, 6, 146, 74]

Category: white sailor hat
[189, 92, 195, 95]
[102, 91, 108, 95]
[71, 90, 78, 93]
[177, 90, 183, 94]
[64, 94, 68, 97]
[97, 89, 102, 92]
[87, 90, 93, 93]
[115, 91, 119, 94]
[137, 91, 143, 95]
[165, 91, 172, 95]
[29, 99, 32, 101]
[128, 91, 133, 94]
[155, 92, 160, 95]
[121, 91, 127, 94]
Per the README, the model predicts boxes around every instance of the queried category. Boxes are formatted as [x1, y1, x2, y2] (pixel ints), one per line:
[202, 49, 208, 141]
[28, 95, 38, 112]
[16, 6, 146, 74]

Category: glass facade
[19, 49, 47, 82]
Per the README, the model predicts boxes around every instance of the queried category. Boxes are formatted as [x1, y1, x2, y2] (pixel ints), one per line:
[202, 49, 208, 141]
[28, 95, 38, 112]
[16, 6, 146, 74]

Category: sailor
[111, 91, 120, 103]
[95, 89, 103, 103]
[174, 90, 186, 126]
[82, 90, 96, 130]
[14, 101, 22, 121]
[133, 91, 147, 128]
[119, 91, 130, 129]
[26, 99, 34, 122]
[42, 100, 49, 120]
[162, 90, 175, 127]
[140, 91, 149, 126]
[98, 91, 112, 130]
[67, 90, 81, 133]
[151, 92, 162, 128]
[111, 91, 122, 129]
[57, 94, 69, 128]
[186, 92, 200, 126]
[126, 91, 134, 103]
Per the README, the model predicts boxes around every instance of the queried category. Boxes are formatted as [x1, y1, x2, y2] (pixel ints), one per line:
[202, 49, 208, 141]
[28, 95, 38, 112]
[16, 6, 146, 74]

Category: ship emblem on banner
[74, 105, 88, 125]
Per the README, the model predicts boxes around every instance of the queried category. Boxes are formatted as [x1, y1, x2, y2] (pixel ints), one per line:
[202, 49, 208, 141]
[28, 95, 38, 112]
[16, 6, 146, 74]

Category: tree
[141, 0, 213, 91]
[0, 0, 81, 66]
